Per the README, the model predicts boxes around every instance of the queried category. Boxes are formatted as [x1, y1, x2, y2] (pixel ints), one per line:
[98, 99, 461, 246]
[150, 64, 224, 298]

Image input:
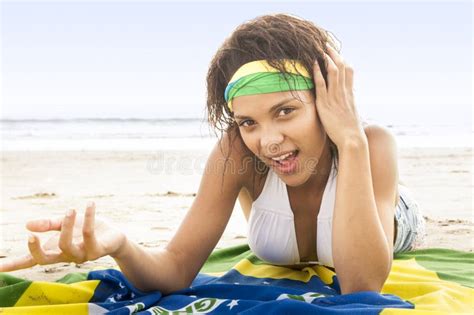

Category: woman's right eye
[239, 120, 255, 127]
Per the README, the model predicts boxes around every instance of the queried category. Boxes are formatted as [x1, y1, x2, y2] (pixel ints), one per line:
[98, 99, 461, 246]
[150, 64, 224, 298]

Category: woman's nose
[260, 129, 284, 156]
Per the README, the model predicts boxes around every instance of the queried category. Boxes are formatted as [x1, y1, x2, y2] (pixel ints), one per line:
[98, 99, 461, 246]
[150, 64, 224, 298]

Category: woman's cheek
[294, 113, 317, 134]
[241, 132, 259, 156]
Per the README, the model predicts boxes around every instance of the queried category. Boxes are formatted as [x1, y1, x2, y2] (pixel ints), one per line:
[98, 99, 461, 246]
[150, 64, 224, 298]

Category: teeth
[272, 151, 294, 161]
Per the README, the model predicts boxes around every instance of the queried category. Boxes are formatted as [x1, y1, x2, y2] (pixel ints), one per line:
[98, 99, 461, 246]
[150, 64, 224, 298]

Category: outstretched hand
[0, 202, 127, 272]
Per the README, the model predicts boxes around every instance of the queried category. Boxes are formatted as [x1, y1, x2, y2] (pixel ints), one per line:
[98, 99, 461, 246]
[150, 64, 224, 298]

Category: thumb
[26, 217, 62, 232]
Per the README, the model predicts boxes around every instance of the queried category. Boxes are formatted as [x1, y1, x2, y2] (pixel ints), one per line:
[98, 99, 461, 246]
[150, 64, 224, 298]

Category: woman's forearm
[332, 137, 391, 294]
[112, 237, 188, 294]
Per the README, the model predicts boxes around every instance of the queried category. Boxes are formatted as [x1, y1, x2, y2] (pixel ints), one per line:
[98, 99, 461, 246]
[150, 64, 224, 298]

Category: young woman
[0, 14, 425, 295]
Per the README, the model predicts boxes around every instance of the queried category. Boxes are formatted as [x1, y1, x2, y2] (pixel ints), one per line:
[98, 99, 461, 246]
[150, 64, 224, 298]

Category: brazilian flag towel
[0, 244, 472, 314]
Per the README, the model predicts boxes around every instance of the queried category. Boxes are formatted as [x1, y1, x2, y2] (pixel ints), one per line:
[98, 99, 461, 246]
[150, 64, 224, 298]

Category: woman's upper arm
[164, 133, 249, 285]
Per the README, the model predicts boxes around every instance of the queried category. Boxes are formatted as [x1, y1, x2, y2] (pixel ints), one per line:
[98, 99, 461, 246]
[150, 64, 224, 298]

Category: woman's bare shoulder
[363, 123, 396, 145]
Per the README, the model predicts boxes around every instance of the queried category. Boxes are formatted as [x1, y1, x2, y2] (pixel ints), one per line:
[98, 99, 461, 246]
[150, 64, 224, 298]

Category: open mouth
[271, 150, 299, 165]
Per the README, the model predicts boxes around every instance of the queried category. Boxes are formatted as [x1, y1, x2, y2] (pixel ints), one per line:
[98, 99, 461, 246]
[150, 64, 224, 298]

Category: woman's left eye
[278, 107, 295, 116]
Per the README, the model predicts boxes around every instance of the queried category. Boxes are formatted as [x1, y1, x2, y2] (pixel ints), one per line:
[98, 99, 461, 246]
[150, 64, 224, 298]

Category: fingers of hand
[27, 234, 61, 265]
[313, 58, 328, 104]
[345, 63, 354, 95]
[323, 49, 341, 97]
[58, 209, 82, 260]
[82, 202, 99, 259]
[325, 44, 354, 97]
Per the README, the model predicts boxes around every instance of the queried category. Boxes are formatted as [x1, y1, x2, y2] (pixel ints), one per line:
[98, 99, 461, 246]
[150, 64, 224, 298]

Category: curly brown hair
[205, 13, 341, 192]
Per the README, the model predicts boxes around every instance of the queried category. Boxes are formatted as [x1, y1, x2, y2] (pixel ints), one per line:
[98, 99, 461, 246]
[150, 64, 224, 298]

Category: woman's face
[232, 89, 327, 187]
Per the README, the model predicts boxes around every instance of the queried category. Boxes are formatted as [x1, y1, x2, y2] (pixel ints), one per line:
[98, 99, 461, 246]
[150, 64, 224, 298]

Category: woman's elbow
[339, 264, 391, 294]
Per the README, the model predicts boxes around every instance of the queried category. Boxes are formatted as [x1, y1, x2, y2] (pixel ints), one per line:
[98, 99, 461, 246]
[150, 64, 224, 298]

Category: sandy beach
[1, 146, 472, 281]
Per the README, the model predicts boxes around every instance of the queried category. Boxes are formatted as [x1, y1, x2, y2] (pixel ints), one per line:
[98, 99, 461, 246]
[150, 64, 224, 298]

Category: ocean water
[0, 118, 472, 151]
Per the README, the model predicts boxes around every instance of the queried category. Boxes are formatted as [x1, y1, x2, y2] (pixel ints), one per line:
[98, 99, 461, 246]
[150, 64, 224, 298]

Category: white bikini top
[247, 160, 338, 267]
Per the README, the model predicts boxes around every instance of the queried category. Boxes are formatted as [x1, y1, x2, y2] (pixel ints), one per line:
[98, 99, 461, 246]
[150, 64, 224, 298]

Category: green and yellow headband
[224, 59, 314, 111]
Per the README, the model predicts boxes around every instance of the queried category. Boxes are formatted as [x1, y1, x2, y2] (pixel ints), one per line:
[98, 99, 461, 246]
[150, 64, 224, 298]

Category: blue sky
[1, 0, 472, 125]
